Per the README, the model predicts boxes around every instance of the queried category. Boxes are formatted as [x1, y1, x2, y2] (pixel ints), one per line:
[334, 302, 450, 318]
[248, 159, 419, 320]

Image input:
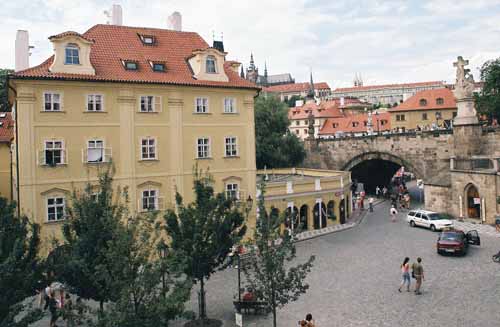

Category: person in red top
[242, 287, 256, 302]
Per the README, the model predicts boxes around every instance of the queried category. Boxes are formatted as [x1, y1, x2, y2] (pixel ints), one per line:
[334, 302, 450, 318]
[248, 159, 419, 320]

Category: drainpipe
[481, 198, 486, 224]
[459, 195, 463, 219]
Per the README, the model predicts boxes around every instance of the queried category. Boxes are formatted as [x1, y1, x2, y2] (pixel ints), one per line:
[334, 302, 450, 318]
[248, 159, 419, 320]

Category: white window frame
[195, 97, 209, 113]
[196, 137, 211, 159]
[224, 136, 238, 157]
[86, 139, 105, 163]
[206, 55, 217, 73]
[141, 188, 159, 211]
[140, 137, 157, 160]
[87, 94, 104, 112]
[46, 196, 66, 222]
[139, 95, 162, 113]
[223, 97, 236, 114]
[43, 140, 65, 165]
[43, 92, 62, 112]
[225, 183, 239, 200]
[65, 44, 80, 65]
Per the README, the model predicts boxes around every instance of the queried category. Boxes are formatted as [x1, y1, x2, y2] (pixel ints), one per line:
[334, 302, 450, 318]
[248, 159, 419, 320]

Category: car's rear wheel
[410, 220, 415, 227]
[430, 225, 436, 232]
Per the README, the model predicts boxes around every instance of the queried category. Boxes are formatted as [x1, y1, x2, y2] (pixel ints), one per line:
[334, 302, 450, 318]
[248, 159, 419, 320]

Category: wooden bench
[233, 300, 269, 315]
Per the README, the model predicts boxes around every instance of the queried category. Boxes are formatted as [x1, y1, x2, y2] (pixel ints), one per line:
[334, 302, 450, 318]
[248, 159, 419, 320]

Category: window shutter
[154, 96, 162, 112]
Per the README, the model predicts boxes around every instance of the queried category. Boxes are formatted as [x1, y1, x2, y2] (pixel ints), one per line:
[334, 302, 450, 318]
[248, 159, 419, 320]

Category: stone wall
[424, 184, 452, 214]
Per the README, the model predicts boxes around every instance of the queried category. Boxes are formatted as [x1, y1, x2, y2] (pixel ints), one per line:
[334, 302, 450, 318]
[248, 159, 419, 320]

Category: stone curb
[293, 199, 385, 243]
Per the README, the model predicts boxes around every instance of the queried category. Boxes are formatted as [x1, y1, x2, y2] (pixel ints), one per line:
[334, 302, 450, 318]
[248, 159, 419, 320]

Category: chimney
[167, 11, 182, 31]
[104, 4, 123, 25]
[15, 30, 30, 72]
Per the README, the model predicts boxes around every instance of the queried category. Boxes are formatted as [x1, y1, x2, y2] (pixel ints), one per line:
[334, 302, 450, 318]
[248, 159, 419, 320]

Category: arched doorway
[339, 199, 346, 224]
[313, 202, 327, 229]
[285, 206, 299, 231]
[270, 207, 280, 222]
[327, 200, 336, 221]
[465, 184, 480, 219]
[299, 204, 309, 231]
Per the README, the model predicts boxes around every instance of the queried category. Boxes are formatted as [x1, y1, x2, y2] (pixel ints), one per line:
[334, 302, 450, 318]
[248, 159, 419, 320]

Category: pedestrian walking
[398, 257, 411, 292]
[390, 205, 398, 222]
[63, 293, 74, 327]
[382, 186, 388, 198]
[369, 197, 374, 212]
[48, 291, 59, 327]
[375, 186, 381, 198]
[412, 257, 424, 295]
[404, 193, 411, 210]
[43, 284, 52, 310]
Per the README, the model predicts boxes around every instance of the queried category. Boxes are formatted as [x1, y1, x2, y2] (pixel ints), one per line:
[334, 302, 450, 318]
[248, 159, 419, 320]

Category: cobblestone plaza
[174, 201, 500, 327]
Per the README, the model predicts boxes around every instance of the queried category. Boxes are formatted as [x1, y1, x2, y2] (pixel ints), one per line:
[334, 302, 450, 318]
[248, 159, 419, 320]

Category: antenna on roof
[221, 32, 223, 41]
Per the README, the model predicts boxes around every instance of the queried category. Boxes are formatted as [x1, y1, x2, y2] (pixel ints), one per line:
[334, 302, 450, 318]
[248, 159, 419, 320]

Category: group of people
[398, 257, 425, 295]
[298, 313, 316, 326]
[39, 284, 83, 327]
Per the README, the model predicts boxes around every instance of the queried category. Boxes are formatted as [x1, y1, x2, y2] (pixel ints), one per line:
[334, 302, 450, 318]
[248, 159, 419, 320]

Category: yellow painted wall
[12, 79, 257, 246]
[390, 108, 456, 130]
[0, 143, 11, 200]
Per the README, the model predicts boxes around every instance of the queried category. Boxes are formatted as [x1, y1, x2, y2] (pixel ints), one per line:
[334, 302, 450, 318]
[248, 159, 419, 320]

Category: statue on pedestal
[452, 56, 478, 126]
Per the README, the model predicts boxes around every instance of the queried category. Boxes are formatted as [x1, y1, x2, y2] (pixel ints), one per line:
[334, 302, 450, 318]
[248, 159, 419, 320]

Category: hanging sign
[473, 197, 481, 205]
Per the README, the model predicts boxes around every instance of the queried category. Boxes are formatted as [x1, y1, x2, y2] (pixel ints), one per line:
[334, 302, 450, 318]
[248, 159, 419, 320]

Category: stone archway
[299, 204, 309, 232]
[342, 151, 422, 178]
[313, 202, 327, 229]
[465, 184, 480, 219]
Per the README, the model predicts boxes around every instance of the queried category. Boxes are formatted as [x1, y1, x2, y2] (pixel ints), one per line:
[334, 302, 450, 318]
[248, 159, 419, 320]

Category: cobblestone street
[173, 200, 500, 327]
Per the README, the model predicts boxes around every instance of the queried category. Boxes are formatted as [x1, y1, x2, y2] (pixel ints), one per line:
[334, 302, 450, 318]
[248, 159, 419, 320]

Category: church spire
[249, 53, 255, 70]
[264, 61, 268, 78]
[306, 69, 315, 100]
[240, 65, 245, 78]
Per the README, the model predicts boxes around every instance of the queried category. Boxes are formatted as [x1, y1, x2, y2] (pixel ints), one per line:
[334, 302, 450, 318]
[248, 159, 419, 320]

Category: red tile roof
[49, 31, 93, 42]
[288, 100, 344, 120]
[333, 81, 444, 93]
[388, 88, 456, 112]
[0, 112, 14, 143]
[264, 82, 330, 93]
[319, 112, 391, 135]
[12, 24, 258, 90]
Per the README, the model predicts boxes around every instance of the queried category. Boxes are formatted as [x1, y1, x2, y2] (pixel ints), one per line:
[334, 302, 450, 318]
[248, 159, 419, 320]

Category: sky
[2, 0, 500, 88]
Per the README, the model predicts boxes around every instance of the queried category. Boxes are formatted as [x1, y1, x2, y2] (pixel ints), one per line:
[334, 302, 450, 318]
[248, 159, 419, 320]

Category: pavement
[172, 197, 500, 327]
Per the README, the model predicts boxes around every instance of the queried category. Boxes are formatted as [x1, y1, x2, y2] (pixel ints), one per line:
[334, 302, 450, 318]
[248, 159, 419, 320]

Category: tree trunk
[199, 278, 207, 320]
[99, 300, 104, 313]
[271, 280, 277, 327]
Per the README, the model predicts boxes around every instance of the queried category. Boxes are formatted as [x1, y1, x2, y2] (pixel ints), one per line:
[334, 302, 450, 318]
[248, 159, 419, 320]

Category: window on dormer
[65, 44, 80, 65]
[152, 63, 165, 72]
[139, 34, 156, 45]
[123, 61, 138, 70]
[419, 99, 427, 106]
[436, 98, 444, 105]
[206, 55, 216, 73]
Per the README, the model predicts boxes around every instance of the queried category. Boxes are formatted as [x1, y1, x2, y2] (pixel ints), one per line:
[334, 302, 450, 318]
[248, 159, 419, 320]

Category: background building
[332, 81, 445, 105]
[0, 112, 13, 200]
[319, 111, 391, 138]
[388, 88, 457, 131]
[244, 53, 294, 87]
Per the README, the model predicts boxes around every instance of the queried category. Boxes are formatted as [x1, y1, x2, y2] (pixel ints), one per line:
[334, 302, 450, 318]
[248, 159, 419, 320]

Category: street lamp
[157, 241, 169, 298]
[375, 110, 380, 135]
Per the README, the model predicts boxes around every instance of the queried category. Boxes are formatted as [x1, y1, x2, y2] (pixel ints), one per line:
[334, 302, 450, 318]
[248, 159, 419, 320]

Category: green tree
[255, 95, 305, 169]
[164, 171, 247, 322]
[0, 69, 13, 112]
[242, 184, 315, 327]
[53, 169, 128, 311]
[95, 215, 192, 327]
[286, 95, 305, 108]
[0, 197, 44, 326]
[475, 57, 500, 122]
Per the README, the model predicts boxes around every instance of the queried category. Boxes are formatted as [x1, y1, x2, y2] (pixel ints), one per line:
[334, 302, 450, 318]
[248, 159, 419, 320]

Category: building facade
[388, 88, 457, 131]
[244, 54, 295, 87]
[318, 111, 391, 138]
[0, 112, 13, 200]
[257, 168, 352, 231]
[9, 24, 259, 244]
[264, 82, 331, 102]
[331, 81, 445, 105]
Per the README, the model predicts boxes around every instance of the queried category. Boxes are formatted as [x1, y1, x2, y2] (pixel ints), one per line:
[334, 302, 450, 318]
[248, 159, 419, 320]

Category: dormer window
[65, 44, 80, 65]
[139, 34, 156, 45]
[206, 55, 217, 73]
[123, 60, 138, 70]
[436, 98, 444, 105]
[150, 62, 165, 72]
[419, 99, 427, 106]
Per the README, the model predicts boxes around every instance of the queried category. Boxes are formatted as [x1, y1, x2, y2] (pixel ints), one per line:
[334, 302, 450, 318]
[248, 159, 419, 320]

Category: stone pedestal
[453, 97, 478, 125]
[453, 124, 483, 158]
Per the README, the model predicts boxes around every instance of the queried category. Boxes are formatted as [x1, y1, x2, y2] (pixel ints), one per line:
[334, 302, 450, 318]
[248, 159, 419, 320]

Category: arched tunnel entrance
[343, 152, 420, 194]
[350, 159, 401, 194]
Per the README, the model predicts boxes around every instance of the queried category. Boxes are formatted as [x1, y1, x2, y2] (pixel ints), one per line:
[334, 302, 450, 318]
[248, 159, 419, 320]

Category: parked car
[406, 209, 453, 231]
[437, 229, 481, 256]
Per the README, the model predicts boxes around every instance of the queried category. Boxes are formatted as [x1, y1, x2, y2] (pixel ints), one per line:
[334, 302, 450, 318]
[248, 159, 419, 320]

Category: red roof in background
[319, 111, 391, 135]
[388, 88, 456, 112]
[12, 24, 258, 90]
[0, 112, 14, 143]
[264, 82, 330, 93]
[288, 100, 344, 120]
[333, 81, 444, 93]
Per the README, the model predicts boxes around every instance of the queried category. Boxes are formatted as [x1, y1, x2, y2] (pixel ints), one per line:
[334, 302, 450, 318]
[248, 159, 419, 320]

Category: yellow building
[8, 25, 259, 244]
[258, 168, 352, 232]
[388, 88, 457, 131]
[0, 112, 13, 200]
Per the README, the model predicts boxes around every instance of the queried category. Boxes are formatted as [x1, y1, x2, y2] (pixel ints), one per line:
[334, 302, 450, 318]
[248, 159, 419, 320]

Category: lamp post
[235, 195, 253, 305]
[375, 110, 380, 135]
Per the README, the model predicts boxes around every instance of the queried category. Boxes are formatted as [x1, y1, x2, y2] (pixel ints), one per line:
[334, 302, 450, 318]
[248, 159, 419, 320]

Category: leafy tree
[255, 95, 306, 169]
[286, 95, 305, 108]
[242, 184, 315, 327]
[475, 57, 500, 122]
[53, 169, 128, 311]
[94, 214, 192, 327]
[0, 69, 13, 112]
[164, 171, 247, 321]
[0, 197, 43, 326]
[393, 102, 398, 107]
[386, 103, 392, 108]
